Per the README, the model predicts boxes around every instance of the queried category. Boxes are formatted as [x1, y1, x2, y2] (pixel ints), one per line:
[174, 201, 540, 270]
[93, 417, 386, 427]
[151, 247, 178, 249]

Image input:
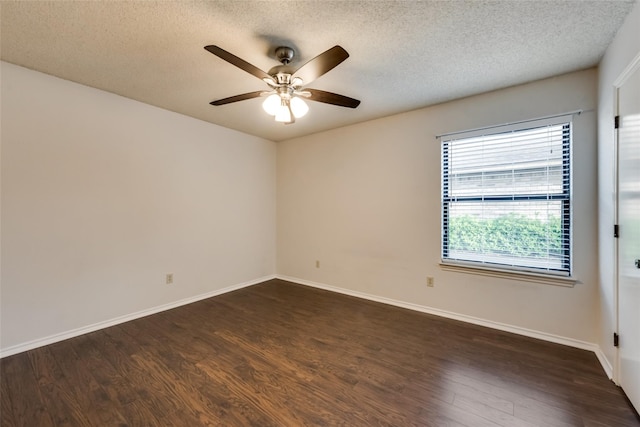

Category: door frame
[613, 51, 640, 385]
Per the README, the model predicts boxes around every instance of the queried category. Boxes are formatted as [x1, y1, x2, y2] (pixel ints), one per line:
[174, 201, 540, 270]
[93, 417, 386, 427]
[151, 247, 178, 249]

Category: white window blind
[441, 116, 572, 276]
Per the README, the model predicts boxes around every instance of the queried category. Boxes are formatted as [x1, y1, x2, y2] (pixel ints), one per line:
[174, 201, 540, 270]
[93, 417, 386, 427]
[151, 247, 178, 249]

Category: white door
[617, 59, 640, 413]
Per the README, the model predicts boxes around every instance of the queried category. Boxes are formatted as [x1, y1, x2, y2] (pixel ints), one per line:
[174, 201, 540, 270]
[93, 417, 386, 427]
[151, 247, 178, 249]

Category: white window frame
[439, 115, 576, 286]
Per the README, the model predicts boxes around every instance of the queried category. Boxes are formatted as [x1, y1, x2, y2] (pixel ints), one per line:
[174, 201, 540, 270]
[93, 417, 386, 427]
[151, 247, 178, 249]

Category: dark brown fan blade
[292, 46, 349, 85]
[210, 91, 264, 106]
[306, 89, 360, 108]
[204, 45, 274, 82]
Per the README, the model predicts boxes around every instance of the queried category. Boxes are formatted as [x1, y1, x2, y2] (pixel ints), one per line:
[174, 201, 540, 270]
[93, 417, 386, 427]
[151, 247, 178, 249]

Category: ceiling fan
[204, 44, 361, 124]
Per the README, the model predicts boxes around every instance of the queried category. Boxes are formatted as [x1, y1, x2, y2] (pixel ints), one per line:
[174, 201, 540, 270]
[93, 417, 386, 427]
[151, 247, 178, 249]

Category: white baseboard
[0, 275, 276, 358]
[277, 274, 611, 374]
[594, 347, 614, 379]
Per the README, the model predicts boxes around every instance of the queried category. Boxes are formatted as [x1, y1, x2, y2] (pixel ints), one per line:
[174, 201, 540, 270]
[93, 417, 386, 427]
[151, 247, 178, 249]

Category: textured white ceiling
[1, 1, 636, 141]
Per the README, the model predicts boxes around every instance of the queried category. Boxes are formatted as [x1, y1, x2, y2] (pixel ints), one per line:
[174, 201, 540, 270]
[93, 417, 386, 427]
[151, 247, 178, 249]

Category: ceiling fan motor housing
[275, 46, 295, 64]
[269, 47, 297, 85]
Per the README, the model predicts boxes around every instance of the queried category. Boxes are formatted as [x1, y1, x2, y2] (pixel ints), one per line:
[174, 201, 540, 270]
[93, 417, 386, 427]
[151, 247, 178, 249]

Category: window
[441, 117, 572, 276]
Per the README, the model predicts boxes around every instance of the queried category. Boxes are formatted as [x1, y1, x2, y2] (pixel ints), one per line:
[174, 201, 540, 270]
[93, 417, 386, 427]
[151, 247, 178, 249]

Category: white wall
[278, 69, 599, 346]
[597, 2, 640, 375]
[0, 62, 276, 354]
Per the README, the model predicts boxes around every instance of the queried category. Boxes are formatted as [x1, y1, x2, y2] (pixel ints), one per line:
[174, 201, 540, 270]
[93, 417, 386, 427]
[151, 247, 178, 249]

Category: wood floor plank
[99, 325, 189, 420]
[24, 346, 94, 426]
[1, 279, 638, 426]
[47, 338, 128, 426]
[205, 329, 381, 425]
[0, 354, 54, 426]
[0, 361, 17, 427]
[452, 394, 538, 427]
[117, 399, 164, 427]
[71, 331, 138, 407]
[26, 346, 65, 387]
[119, 312, 281, 426]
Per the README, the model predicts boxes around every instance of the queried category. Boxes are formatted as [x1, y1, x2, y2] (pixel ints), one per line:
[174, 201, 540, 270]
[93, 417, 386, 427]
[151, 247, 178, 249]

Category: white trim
[613, 83, 621, 385]
[611, 50, 640, 385]
[595, 346, 614, 380]
[277, 275, 610, 373]
[436, 111, 581, 140]
[0, 275, 276, 358]
[439, 262, 577, 287]
[613, 51, 640, 88]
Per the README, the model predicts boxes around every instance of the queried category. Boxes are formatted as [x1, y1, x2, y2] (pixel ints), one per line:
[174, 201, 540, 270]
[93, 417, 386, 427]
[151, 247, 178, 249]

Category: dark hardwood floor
[1, 279, 638, 426]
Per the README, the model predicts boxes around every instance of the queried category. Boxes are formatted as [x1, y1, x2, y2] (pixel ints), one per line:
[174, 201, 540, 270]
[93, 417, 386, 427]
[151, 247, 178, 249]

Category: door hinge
[614, 332, 619, 347]
[614, 224, 619, 238]
[615, 115, 620, 129]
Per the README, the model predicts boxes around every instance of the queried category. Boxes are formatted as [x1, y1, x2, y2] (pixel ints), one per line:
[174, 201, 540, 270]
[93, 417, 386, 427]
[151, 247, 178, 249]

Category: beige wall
[597, 1, 640, 376]
[278, 68, 599, 345]
[1, 62, 276, 353]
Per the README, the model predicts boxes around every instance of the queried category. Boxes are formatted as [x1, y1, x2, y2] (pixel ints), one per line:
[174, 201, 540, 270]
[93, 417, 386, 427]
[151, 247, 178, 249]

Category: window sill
[439, 262, 577, 287]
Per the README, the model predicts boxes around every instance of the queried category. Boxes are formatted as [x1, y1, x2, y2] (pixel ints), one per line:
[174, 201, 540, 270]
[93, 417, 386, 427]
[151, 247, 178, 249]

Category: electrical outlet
[166, 273, 173, 285]
[427, 276, 434, 287]
[316, 260, 320, 268]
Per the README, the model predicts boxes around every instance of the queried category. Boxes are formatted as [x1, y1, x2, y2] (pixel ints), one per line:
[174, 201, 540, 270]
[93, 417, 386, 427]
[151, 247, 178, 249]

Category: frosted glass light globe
[290, 97, 309, 118]
[262, 94, 281, 116]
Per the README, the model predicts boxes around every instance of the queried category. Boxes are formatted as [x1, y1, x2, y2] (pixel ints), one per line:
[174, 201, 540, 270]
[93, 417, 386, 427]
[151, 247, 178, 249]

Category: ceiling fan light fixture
[290, 96, 309, 118]
[262, 93, 281, 116]
[265, 94, 306, 123]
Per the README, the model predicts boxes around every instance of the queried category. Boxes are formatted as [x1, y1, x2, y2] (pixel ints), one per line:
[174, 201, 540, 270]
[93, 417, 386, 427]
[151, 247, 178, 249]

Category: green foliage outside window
[448, 213, 562, 258]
